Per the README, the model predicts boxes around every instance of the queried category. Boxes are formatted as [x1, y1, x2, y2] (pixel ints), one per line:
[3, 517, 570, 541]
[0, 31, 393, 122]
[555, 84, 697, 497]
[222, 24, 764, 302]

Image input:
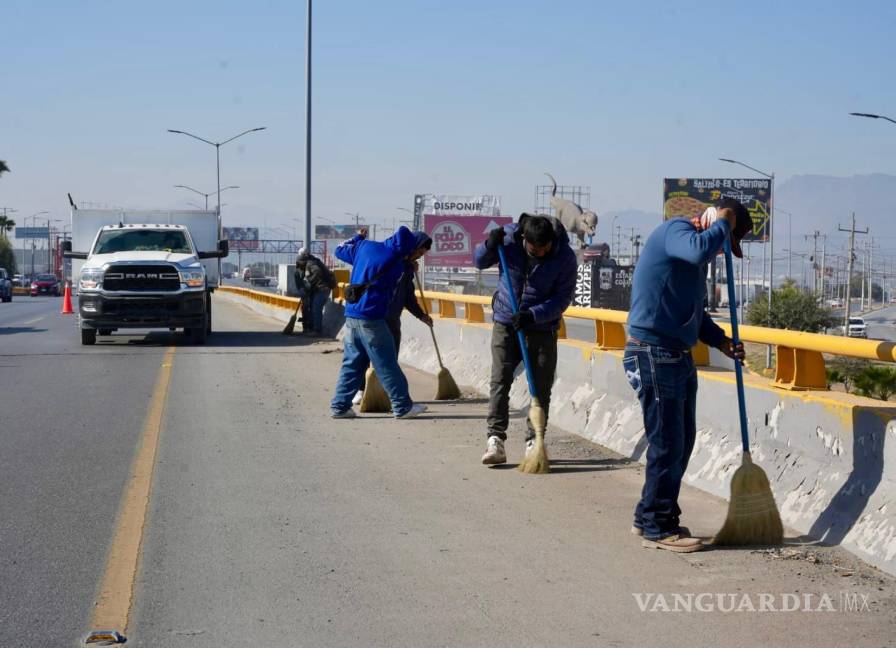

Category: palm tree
[0, 160, 9, 177]
[0, 215, 13, 239]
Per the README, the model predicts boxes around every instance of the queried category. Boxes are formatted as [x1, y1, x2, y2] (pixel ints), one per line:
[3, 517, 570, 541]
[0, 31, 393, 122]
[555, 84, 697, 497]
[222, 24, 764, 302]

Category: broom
[359, 367, 392, 413]
[281, 299, 303, 335]
[414, 272, 461, 400]
[713, 238, 783, 546]
[496, 245, 549, 474]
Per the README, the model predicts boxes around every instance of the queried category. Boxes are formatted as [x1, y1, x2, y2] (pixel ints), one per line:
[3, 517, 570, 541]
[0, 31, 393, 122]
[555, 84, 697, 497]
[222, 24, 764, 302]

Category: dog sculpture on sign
[545, 173, 598, 248]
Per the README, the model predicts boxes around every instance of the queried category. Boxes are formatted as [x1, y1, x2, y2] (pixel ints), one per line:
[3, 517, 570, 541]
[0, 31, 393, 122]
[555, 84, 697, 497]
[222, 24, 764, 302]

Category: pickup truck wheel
[81, 328, 97, 345]
[190, 319, 208, 345]
[206, 293, 212, 334]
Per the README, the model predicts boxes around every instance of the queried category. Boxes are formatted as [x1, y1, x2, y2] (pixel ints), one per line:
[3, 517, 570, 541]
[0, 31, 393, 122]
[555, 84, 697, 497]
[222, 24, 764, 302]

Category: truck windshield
[94, 230, 191, 254]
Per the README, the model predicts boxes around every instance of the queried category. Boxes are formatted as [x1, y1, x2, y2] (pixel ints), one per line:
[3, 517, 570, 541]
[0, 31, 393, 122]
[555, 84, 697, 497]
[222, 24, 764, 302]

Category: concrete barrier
[216, 288, 896, 575]
[397, 314, 896, 576]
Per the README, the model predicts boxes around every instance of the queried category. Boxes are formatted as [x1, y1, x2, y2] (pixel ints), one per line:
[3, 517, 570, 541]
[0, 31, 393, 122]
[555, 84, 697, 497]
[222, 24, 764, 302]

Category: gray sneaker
[481, 436, 507, 465]
[331, 408, 357, 419]
[395, 403, 427, 419]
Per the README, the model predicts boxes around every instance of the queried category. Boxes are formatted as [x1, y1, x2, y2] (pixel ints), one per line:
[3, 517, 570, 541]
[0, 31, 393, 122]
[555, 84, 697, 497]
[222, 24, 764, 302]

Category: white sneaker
[525, 439, 536, 458]
[395, 403, 427, 419]
[331, 408, 357, 419]
[352, 391, 364, 405]
[481, 436, 506, 465]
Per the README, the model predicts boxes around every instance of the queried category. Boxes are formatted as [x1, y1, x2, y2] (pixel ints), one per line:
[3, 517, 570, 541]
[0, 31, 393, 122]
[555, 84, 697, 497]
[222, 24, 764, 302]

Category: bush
[746, 279, 833, 332]
[853, 365, 896, 401]
[826, 358, 867, 393]
[0, 237, 17, 274]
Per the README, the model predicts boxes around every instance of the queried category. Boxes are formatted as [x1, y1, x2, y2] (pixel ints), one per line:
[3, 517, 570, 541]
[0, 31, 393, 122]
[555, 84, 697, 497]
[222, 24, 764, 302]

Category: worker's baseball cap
[717, 198, 753, 259]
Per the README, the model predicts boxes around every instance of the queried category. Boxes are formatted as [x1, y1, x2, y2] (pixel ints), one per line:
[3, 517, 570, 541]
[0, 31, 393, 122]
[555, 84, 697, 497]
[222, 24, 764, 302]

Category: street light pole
[167, 127, 266, 229]
[719, 158, 775, 369]
[304, 0, 313, 250]
[174, 185, 239, 210]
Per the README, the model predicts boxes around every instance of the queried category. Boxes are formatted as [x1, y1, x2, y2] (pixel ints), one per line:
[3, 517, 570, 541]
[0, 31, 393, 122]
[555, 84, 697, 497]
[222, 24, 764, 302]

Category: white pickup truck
[63, 210, 228, 345]
[845, 317, 868, 338]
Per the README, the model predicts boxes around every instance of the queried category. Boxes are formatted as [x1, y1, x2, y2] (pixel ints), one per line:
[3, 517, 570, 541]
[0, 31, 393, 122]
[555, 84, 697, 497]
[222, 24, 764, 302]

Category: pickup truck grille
[103, 265, 180, 292]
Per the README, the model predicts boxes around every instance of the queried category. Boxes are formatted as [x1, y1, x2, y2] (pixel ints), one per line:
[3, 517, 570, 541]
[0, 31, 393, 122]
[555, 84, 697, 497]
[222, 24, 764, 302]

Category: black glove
[511, 310, 535, 331]
[485, 227, 505, 251]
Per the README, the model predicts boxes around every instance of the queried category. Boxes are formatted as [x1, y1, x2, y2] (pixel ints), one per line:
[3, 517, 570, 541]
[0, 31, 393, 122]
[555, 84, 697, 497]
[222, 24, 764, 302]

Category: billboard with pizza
[663, 178, 771, 241]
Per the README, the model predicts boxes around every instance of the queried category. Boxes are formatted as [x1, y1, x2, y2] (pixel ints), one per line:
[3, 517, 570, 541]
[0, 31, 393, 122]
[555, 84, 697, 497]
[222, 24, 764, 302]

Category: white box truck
[63, 209, 228, 345]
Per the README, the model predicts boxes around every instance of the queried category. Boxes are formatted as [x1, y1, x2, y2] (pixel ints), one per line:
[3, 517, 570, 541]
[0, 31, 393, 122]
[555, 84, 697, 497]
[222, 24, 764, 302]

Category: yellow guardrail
[227, 277, 891, 392]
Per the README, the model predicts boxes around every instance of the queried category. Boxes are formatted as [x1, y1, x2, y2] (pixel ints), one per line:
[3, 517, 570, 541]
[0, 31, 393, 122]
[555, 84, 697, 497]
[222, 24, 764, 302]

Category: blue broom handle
[722, 239, 751, 453]
[497, 244, 538, 398]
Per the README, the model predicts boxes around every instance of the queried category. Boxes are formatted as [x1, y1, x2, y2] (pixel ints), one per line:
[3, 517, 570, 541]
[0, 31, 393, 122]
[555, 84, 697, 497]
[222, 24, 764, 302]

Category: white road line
[22, 317, 44, 325]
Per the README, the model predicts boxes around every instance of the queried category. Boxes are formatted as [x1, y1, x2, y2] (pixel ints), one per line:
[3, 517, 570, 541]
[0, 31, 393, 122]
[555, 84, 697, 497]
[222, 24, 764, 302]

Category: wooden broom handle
[414, 271, 445, 369]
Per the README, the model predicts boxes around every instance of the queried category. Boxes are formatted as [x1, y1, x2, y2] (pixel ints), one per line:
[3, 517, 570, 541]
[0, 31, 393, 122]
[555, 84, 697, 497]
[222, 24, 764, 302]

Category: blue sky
[3, 0, 895, 241]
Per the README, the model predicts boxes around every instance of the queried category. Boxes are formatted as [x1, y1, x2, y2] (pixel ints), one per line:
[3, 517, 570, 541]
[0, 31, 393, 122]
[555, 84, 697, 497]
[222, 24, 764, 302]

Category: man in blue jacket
[475, 214, 578, 465]
[625, 198, 751, 553]
[330, 226, 427, 419]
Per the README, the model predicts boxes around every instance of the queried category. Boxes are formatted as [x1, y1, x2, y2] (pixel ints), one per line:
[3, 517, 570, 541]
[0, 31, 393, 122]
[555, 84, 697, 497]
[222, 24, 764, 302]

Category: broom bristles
[435, 367, 461, 400]
[282, 314, 297, 335]
[517, 397, 550, 474]
[713, 452, 784, 546]
[359, 368, 392, 413]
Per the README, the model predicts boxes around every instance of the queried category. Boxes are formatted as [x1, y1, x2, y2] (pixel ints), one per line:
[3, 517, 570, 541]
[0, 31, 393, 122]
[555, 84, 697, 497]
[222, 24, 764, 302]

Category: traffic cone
[61, 282, 74, 315]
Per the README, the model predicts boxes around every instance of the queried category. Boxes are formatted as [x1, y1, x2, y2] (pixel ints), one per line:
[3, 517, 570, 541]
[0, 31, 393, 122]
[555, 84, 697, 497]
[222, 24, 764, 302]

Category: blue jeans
[310, 289, 329, 332]
[623, 341, 698, 540]
[331, 318, 413, 416]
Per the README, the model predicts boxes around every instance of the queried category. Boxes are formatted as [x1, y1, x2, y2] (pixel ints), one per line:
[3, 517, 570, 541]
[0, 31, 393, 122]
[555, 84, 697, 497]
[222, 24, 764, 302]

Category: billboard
[15, 227, 50, 239]
[663, 178, 771, 241]
[315, 224, 358, 240]
[223, 227, 259, 251]
[418, 194, 502, 218]
[424, 215, 513, 268]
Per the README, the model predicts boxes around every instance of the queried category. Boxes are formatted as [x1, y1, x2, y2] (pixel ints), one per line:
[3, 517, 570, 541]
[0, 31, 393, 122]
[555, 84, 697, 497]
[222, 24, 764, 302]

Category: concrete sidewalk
[128, 294, 896, 647]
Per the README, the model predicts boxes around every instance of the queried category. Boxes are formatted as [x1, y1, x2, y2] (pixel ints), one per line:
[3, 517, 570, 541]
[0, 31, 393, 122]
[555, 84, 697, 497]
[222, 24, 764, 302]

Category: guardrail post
[773, 345, 828, 390]
[438, 299, 456, 319]
[596, 320, 627, 350]
[466, 302, 485, 323]
[691, 342, 710, 366]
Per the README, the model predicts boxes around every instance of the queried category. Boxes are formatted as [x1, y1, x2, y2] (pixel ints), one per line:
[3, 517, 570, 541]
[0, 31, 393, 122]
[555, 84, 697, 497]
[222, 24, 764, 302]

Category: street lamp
[849, 112, 896, 125]
[27, 211, 49, 279]
[166, 127, 266, 224]
[174, 184, 239, 210]
[719, 157, 775, 369]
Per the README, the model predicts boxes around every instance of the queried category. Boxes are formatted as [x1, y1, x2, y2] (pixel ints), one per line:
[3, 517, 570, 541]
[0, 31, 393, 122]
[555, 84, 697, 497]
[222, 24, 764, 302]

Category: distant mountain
[776, 173, 896, 240]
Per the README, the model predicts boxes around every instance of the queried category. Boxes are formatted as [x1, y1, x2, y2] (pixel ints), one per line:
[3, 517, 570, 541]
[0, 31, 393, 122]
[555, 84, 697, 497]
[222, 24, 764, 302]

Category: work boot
[641, 534, 704, 553]
[395, 403, 427, 419]
[481, 436, 506, 465]
[631, 525, 691, 538]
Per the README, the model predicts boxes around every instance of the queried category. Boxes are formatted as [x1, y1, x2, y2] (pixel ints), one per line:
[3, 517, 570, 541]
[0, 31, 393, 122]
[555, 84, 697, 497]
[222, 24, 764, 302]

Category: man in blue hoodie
[474, 214, 578, 465]
[625, 198, 752, 553]
[330, 226, 427, 419]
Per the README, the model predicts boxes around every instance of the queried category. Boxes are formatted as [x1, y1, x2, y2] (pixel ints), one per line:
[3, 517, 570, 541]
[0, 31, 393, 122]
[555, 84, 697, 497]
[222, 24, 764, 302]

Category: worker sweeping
[330, 226, 427, 420]
[352, 232, 434, 406]
[624, 197, 753, 552]
[474, 214, 577, 465]
[295, 247, 337, 336]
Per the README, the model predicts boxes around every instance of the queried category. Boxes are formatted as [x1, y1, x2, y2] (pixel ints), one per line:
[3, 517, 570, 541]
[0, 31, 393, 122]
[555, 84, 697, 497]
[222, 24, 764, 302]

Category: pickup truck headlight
[79, 269, 104, 290]
[179, 270, 205, 288]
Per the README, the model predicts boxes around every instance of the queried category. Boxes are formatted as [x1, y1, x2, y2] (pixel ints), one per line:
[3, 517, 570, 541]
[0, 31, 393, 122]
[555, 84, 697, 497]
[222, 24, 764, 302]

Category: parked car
[827, 298, 844, 308]
[30, 274, 61, 297]
[12, 273, 24, 287]
[0, 268, 12, 302]
[845, 317, 867, 338]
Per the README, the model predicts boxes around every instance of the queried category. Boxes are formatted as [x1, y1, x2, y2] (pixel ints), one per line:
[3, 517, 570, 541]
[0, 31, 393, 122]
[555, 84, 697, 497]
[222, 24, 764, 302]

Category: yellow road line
[87, 346, 175, 639]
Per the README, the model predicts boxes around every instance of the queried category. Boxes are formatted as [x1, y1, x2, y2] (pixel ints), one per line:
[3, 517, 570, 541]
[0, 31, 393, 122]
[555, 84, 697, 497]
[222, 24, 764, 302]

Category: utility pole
[820, 237, 826, 301]
[806, 231, 820, 295]
[839, 213, 868, 328]
[867, 236, 874, 310]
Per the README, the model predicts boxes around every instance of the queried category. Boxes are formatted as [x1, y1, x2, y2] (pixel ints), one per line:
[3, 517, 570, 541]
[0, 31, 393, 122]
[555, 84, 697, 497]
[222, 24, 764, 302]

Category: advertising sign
[314, 224, 358, 240]
[14, 227, 51, 239]
[575, 261, 633, 309]
[418, 194, 502, 218]
[223, 227, 259, 250]
[663, 178, 771, 241]
[424, 215, 512, 268]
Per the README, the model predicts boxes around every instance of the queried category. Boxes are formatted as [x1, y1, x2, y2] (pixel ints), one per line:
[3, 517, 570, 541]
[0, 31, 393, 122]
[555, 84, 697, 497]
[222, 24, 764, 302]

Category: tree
[853, 365, 896, 401]
[746, 279, 834, 332]
[0, 216, 15, 239]
[0, 160, 9, 177]
[0, 236, 17, 274]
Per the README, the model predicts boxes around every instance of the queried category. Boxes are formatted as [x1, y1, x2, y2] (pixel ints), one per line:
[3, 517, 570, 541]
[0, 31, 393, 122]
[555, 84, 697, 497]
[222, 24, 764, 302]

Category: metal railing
[224, 281, 894, 392]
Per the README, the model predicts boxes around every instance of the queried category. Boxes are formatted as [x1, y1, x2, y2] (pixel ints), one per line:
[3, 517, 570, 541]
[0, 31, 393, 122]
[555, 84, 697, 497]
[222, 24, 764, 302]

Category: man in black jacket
[295, 248, 337, 335]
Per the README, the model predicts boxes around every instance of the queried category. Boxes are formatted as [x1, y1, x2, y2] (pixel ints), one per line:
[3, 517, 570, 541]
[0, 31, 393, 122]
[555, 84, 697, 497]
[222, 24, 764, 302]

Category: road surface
[3, 294, 895, 647]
